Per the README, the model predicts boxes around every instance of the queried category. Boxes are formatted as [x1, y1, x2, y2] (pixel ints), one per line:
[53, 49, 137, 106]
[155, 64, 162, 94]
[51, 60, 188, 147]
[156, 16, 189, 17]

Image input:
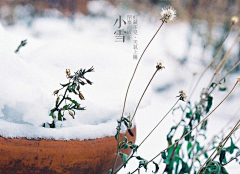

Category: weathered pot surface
[0, 127, 136, 174]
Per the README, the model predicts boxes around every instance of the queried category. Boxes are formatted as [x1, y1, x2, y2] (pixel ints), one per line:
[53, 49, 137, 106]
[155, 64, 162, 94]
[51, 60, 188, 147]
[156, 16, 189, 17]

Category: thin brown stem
[130, 81, 239, 174]
[121, 21, 165, 120]
[131, 69, 159, 122]
[223, 153, 240, 166]
[197, 119, 240, 174]
[112, 22, 165, 173]
[138, 99, 180, 148]
[194, 107, 240, 160]
[114, 98, 178, 174]
[218, 60, 240, 84]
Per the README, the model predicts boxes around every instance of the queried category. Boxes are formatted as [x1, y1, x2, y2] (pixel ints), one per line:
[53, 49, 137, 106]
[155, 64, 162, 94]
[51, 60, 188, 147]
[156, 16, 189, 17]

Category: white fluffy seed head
[160, 6, 177, 23]
[231, 16, 239, 25]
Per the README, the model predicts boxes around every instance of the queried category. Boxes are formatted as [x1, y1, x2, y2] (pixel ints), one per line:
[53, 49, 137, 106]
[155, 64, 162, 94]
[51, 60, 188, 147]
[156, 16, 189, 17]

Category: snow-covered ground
[0, 3, 239, 173]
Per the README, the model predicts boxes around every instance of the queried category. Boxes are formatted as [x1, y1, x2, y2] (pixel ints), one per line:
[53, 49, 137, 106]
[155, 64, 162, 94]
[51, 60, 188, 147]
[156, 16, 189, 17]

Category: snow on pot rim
[0, 118, 136, 140]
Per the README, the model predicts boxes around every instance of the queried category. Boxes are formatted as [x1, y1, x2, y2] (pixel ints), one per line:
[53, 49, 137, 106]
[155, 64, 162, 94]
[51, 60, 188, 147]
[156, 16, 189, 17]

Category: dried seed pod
[79, 92, 85, 100]
[68, 110, 74, 119]
[53, 90, 59, 95]
[56, 97, 60, 105]
[66, 69, 71, 76]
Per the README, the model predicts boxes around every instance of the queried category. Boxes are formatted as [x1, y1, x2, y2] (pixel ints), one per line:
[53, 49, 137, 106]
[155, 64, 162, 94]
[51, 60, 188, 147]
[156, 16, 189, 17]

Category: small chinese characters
[113, 15, 138, 60]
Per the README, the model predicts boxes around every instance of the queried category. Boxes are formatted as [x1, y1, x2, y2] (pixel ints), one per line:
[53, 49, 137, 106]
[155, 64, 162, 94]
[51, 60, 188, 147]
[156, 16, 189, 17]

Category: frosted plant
[43, 67, 94, 128]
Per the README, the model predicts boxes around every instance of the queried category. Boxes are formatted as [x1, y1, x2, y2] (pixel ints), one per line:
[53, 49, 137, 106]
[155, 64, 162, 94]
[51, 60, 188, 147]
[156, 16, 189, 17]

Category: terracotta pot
[0, 127, 136, 174]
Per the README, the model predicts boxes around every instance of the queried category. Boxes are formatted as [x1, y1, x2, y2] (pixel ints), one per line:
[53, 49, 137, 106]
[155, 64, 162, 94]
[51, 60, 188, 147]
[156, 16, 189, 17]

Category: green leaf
[187, 142, 193, 158]
[63, 105, 69, 110]
[161, 151, 167, 160]
[128, 129, 134, 137]
[199, 134, 207, 139]
[204, 152, 208, 158]
[139, 159, 148, 171]
[195, 107, 201, 123]
[130, 144, 138, 153]
[221, 166, 229, 174]
[172, 105, 184, 114]
[58, 111, 62, 121]
[120, 144, 130, 149]
[219, 85, 227, 91]
[187, 142, 192, 151]
[60, 82, 70, 87]
[186, 109, 192, 119]
[214, 162, 221, 174]
[196, 141, 203, 152]
[135, 156, 144, 160]
[229, 137, 238, 154]
[152, 161, 159, 173]
[49, 109, 54, 117]
[115, 132, 119, 141]
[119, 152, 128, 166]
[219, 149, 226, 164]
[179, 158, 190, 173]
[206, 95, 213, 113]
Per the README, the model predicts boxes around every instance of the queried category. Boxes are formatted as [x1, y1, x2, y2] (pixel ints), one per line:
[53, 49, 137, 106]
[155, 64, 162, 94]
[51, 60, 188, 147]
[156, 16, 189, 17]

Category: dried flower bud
[160, 6, 177, 23]
[237, 77, 240, 82]
[177, 90, 187, 101]
[231, 16, 239, 25]
[53, 90, 59, 95]
[68, 110, 74, 119]
[79, 92, 85, 100]
[86, 79, 93, 85]
[66, 69, 71, 76]
[86, 66, 94, 73]
[156, 62, 165, 70]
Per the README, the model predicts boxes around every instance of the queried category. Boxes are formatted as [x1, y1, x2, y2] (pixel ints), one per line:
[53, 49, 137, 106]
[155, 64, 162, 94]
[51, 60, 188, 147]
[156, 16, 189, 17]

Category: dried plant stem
[130, 80, 238, 174]
[197, 119, 240, 174]
[194, 107, 240, 160]
[223, 152, 240, 166]
[114, 98, 179, 174]
[138, 99, 180, 147]
[131, 69, 159, 122]
[188, 24, 234, 102]
[178, 25, 234, 125]
[212, 122, 240, 163]
[217, 60, 240, 84]
[207, 36, 240, 90]
[121, 21, 165, 121]
[112, 22, 165, 173]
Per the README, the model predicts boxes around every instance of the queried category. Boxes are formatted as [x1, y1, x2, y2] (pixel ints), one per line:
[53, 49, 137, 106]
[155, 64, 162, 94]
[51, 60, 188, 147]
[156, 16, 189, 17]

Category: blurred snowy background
[0, 0, 239, 173]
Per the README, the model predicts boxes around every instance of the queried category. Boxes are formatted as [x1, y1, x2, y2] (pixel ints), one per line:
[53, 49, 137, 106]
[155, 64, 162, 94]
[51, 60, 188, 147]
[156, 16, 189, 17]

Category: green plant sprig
[114, 96, 183, 174]
[129, 80, 238, 174]
[197, 119, 240, 174]
[44, 67, 94, 128]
